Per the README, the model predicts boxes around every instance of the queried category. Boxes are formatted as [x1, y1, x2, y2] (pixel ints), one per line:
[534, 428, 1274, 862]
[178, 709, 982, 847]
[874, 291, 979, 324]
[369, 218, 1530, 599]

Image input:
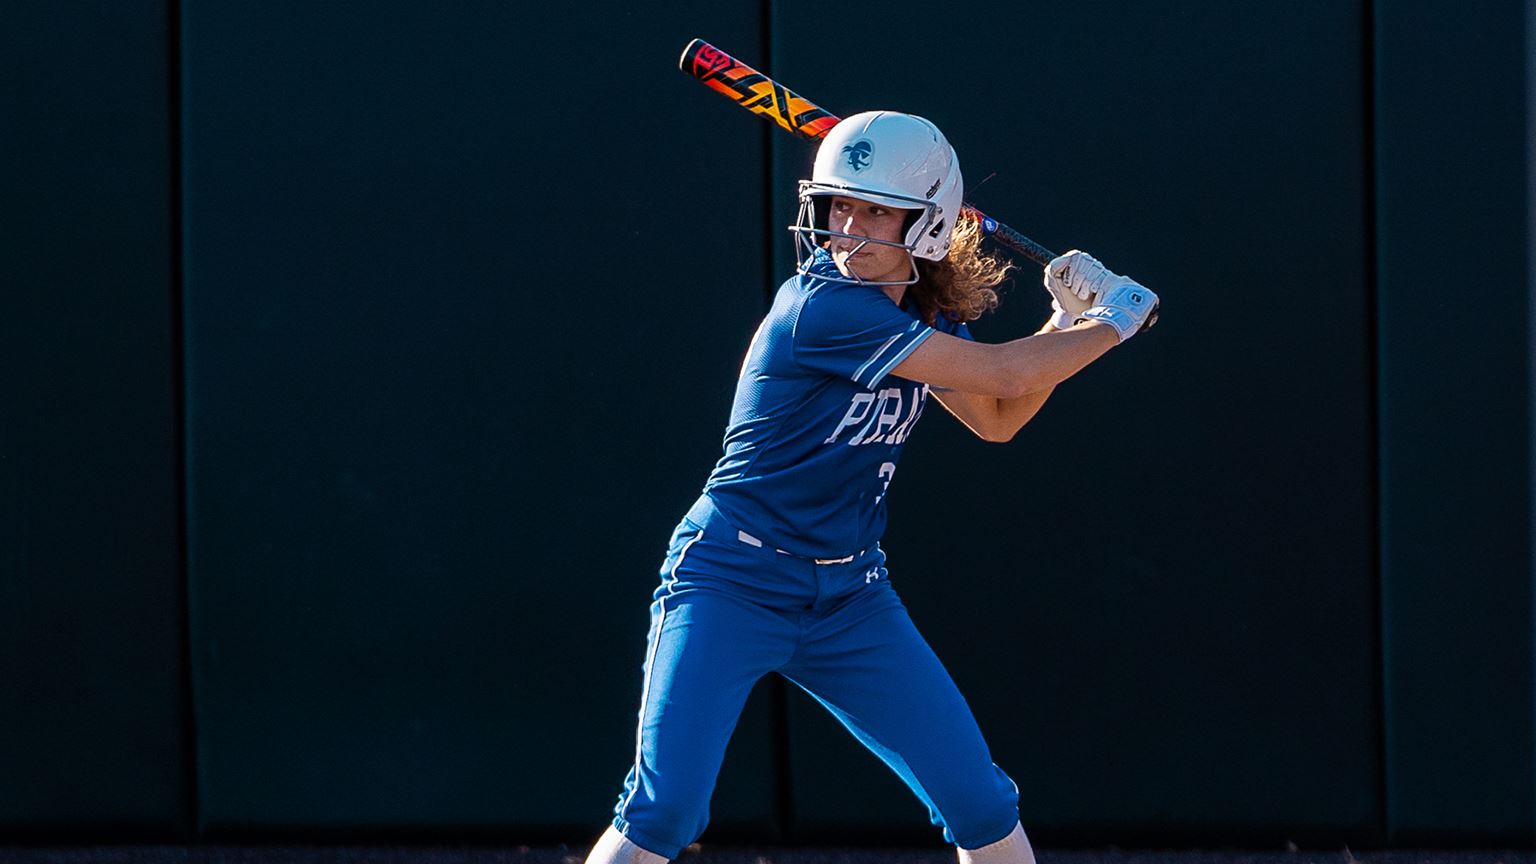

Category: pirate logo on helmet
[841, 139, 874, 172]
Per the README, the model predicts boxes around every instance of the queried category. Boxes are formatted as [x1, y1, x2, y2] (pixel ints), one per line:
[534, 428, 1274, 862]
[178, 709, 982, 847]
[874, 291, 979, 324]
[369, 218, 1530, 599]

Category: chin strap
[584, 825, 670, 864]
[957, 822, 1036, 864]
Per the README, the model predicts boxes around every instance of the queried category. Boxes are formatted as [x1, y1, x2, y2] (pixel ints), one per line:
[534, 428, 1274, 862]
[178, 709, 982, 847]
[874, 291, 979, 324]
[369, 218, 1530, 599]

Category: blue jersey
[701, 250, 972, 558]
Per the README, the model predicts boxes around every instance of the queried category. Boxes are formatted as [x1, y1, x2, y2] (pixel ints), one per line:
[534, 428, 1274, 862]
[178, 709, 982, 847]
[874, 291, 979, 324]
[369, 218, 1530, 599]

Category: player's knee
[937, 765, 1020, 850]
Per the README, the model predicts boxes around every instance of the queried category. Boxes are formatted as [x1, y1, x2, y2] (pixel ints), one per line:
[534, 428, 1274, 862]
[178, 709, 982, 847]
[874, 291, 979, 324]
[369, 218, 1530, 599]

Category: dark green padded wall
[771, 1, 1379, 846]
[0, 0, 187, 836]
[1376, 0, 1533, 844]
[181, 3, 777, 840]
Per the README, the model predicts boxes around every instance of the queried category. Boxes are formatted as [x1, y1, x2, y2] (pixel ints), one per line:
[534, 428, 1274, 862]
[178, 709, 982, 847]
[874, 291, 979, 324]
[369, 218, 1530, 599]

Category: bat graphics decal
[682, 40, 837, 140]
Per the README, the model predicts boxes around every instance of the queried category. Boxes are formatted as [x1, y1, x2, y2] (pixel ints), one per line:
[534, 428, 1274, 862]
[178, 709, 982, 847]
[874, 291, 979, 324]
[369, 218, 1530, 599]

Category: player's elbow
[961, 411, 1019, 444]
[977, 427, 1018, 444]
[980, 415, 1031, 443]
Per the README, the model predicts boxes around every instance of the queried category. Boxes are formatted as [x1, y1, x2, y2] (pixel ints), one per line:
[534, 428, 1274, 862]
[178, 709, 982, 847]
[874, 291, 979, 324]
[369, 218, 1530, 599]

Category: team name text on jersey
[824, 383, 930, 446]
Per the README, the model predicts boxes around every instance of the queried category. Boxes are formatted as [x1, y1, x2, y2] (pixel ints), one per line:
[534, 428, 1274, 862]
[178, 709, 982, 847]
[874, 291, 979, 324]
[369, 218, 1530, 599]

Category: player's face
[826, 195, 915, 284]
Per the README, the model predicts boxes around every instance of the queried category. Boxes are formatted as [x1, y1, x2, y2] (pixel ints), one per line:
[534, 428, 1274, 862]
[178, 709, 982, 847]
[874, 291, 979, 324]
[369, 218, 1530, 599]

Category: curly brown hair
[909, 212, 1013, 326]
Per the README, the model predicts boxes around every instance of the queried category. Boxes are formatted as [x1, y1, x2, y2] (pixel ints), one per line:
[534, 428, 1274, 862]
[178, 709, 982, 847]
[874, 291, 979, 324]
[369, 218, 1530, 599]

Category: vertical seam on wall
[166, 0, 200, 840]
[1364, 0, 1388, 844]
[1523, 0, 1536, 842]
[759, 0, 796, 845]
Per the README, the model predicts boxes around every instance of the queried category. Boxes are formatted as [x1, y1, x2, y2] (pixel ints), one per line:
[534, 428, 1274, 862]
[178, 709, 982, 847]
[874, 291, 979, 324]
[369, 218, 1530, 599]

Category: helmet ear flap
[899, 208, 927, 255]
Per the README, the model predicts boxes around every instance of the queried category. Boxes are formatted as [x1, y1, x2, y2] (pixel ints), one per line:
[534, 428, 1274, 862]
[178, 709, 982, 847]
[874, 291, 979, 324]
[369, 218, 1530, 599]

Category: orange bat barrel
[679, 39, 840, 142]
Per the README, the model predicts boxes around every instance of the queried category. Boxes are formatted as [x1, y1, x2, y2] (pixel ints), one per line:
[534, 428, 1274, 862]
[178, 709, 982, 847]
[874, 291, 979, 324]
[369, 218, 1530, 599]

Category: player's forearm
[991, 318, 1063, 424]
[995, 386, 1053, 434]
[980, 319, 1062, 438]
[994, 322, 1118, 395]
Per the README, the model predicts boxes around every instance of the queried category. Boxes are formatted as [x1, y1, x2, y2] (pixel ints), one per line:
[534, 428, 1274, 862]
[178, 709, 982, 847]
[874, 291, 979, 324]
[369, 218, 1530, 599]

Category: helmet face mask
[789, 111, 964, 287]
[792, 185, 927, 286]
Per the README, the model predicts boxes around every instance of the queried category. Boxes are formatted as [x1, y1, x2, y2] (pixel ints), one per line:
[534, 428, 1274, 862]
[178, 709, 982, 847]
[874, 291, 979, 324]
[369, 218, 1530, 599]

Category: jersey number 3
[874, 462, 896, 505]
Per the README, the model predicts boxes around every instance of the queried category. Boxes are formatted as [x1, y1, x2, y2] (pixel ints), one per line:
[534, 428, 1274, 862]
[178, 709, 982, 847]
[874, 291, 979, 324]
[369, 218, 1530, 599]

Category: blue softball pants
[610, 496, 1020, 859]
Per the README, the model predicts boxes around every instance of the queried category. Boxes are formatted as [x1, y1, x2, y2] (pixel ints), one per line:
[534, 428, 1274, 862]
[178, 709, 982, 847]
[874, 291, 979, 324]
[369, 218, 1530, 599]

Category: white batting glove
[1044, 250, 1115, 316]
[1080, 276, 1159, 343]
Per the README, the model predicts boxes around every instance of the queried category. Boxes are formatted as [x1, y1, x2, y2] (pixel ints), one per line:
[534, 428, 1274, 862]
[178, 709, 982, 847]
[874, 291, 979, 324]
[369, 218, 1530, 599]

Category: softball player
[584, 111, 1158, 864]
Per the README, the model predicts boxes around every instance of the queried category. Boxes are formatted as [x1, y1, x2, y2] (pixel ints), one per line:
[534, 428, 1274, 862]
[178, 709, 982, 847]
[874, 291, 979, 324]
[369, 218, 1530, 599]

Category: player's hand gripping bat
[677, 38, 1159, 332]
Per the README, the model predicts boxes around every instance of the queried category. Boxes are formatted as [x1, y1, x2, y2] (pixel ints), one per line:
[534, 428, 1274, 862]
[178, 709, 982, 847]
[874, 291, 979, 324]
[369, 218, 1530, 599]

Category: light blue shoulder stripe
[851, 333, 901, 383]
[851, 319, 923, 385]
[864, 326, 935, 386]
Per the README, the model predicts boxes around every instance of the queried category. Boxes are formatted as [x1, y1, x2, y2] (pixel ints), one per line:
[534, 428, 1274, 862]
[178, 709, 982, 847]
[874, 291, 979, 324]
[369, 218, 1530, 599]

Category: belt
[734, 529, 858, 565]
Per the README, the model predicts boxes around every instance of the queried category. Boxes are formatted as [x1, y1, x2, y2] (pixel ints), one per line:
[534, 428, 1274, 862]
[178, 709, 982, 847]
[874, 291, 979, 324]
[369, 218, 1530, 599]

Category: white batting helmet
[790, 110, 965, 282]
